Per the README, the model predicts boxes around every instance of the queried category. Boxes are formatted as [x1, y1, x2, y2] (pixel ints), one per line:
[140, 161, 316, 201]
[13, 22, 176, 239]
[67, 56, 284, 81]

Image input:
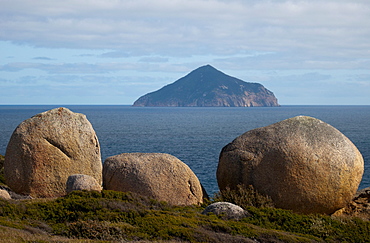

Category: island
[132, 64, 279, 107]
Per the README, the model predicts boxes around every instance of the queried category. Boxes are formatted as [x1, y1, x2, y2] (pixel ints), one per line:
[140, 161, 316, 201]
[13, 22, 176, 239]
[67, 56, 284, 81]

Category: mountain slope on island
[132, 65, 279, 107]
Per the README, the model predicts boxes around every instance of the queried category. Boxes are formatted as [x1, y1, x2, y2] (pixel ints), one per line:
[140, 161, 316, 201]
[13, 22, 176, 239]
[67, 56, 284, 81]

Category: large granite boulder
[4, 107, 102, 198]
[0, 154, 4, 184]
[103, 153, 206, 206]
[217, 116, 364, 214]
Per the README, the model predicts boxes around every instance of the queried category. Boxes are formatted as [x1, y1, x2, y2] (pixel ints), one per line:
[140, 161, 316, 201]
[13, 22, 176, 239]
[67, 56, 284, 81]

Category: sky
[1, 0, 370, 105]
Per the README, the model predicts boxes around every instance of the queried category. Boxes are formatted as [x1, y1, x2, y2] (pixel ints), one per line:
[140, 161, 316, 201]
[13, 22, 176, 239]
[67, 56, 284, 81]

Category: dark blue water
[0, 105, 369, 196]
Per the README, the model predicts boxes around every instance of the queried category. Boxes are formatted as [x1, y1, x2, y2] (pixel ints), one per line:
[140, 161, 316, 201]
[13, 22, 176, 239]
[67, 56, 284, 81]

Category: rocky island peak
[133, 64, 279, 107]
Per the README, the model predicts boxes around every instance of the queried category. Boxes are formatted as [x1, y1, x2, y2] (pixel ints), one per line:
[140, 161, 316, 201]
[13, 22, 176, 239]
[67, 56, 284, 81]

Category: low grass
[0, 189, 368, 242]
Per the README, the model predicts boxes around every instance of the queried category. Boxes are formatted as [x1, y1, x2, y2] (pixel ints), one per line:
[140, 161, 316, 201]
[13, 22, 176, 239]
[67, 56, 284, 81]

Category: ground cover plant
[0, 188, 369, 242]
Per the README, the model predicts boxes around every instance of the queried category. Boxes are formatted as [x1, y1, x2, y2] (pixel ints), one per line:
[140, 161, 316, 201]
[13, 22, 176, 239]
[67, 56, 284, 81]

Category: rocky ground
[332, 187, 370, 220]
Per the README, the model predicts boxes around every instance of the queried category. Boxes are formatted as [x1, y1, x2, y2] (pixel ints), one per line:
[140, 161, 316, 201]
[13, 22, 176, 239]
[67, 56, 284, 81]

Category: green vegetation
[0, 189, 369, 242]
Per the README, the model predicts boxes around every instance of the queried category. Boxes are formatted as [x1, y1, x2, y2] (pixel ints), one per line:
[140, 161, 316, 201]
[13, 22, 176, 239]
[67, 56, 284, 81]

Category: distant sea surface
[0, 105, 369, 195]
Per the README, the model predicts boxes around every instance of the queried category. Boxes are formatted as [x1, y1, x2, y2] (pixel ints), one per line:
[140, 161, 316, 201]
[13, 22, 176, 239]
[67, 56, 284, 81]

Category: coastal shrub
[13, 190, 170, 227]
[66, 190, 171, 211]
[0, 190, 369, 242]
[213, 184, 274, 209]
[0, 199, 20, 218]
[66, 220, 126, 241]
[244, 206, 370, 242]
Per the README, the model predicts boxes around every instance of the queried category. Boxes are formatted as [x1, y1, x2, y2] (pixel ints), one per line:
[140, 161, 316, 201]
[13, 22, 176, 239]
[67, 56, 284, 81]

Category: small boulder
[103, 153, 206, 206]
[217, 116, 364, 214]
[202, 202, 250, 220]
[4, 107, 102, 198]
[0, 189, 11, 200]
[66, 174, 102, 194]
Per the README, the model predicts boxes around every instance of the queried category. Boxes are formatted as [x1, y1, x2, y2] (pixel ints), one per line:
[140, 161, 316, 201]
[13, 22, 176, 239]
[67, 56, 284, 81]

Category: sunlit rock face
[217, 116, 364, 214]
[4, 107, 102, 198]
[103, 153, 207, 206]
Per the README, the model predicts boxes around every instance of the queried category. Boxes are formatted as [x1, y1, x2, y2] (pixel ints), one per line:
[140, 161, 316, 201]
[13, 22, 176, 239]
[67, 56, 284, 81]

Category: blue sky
[1, 0, 370, 105]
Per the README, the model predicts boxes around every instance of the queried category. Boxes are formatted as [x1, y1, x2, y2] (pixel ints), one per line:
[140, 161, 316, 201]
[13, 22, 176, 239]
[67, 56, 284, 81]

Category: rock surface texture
[202, 202, 250, 220]
[332, 187, 370, 219]
[4, 107, 102, 198]
[133, 65, 279, 107]
[66, 174, 102, 194]
[0, 189, 11, 200]
[103, 153, 206, 205]
[217, 116, 364, 214]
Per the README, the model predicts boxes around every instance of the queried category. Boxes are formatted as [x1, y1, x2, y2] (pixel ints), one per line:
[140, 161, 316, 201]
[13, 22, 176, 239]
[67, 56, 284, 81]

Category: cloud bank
[0, 0, 369, 104]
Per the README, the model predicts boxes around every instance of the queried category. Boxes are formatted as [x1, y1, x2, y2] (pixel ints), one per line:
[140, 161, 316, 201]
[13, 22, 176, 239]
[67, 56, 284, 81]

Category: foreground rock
[0, 185, 32, 200]
[217, 116, 364, 214]
[202, 202, 250, 220]
[66, 174, 102, 194]
[333, 187, 370, 219]
[4, 107, 102, 198]
[0, 189, 11, 200]
[103, 153, 206, 205]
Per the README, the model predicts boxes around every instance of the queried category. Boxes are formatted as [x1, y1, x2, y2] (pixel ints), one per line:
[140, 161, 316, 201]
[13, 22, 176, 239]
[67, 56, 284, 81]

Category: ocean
[0, 105, 369, 196]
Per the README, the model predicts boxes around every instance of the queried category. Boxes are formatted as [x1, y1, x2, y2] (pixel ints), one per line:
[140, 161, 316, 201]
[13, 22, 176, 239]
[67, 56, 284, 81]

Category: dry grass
[0, 225, 74, 242]
[0, 225, 188, 243]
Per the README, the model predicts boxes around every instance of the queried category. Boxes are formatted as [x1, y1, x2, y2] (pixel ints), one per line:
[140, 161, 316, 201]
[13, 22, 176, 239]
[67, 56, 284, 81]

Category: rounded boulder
[0, 189, 11, 200]
[217, 116, 364, 214]
[103, 153, 206, 206]
[66, 174, 102, 194]
[202, 202, 250, 220]
[4, 107, 102, 198]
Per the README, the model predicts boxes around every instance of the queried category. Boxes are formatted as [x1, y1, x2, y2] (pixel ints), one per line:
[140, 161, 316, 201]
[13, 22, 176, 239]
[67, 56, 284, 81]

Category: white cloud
[1, 0, 369, 62]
